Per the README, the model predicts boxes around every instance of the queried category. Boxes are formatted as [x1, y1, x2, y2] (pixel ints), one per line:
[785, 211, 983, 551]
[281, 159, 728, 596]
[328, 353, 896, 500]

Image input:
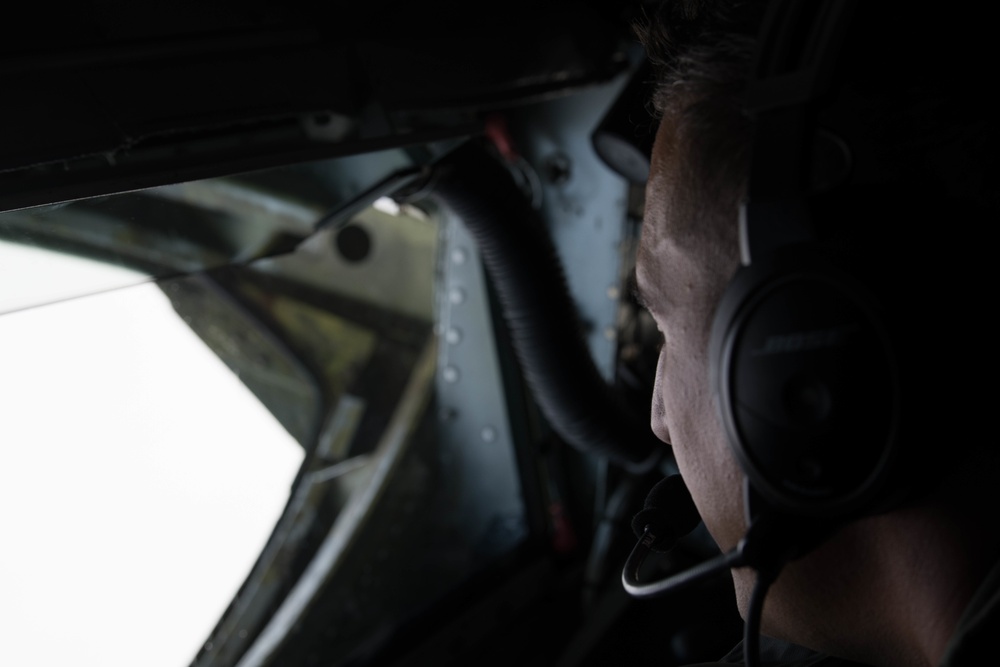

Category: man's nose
[650, 350, 672, 445]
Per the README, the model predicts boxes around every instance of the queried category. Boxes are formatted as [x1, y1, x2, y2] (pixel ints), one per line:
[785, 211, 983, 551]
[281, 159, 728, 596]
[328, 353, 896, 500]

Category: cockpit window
[0, 147, 532, 667]
[0, 254, 304, 666]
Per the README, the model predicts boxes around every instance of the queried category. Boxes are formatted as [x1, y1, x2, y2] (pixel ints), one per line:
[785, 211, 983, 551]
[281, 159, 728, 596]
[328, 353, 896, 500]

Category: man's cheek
[668, 391, 747, 551]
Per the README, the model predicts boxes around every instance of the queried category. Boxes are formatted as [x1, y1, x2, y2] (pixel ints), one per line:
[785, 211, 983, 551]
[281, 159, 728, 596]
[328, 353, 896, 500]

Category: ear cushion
[709, 247, 900, 517]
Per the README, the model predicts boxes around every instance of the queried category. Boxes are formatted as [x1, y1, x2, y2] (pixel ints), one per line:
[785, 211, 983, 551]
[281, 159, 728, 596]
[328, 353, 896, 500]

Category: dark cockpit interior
[8, 2, 980, 667]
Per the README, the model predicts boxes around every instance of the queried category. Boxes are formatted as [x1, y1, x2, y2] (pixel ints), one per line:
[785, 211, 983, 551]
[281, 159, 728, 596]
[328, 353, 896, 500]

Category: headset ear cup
[710, 248, 900, 518]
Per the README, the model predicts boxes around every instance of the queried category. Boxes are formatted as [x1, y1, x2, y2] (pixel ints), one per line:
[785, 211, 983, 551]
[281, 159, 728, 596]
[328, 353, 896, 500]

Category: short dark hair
[634, 1, 1000, 220]
[632, 0, 758, 248]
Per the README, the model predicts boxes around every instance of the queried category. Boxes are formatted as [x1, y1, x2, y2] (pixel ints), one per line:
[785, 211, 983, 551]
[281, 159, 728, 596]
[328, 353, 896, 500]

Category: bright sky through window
[0, 241, 304, 667]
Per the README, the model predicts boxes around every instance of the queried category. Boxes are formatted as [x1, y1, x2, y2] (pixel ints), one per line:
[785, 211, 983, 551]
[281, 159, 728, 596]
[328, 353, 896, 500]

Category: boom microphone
[622, 474, 745, 598]
[622, 474, 738, 597]
[622, 475, 837, 599]
[622, 476, 844, 667]
[629, 474, 701, 552]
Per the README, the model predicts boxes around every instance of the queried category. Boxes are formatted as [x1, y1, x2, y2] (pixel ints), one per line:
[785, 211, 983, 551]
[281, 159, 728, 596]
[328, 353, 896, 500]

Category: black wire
[743, 568, 776, 667]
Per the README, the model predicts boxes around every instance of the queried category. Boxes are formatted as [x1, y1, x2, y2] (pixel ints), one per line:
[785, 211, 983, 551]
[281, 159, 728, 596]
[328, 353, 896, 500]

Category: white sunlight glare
[0, 242, 304, 667]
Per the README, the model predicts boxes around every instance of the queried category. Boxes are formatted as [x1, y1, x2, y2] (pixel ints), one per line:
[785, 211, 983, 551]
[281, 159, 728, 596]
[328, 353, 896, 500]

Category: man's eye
[632, 305, 664, 352]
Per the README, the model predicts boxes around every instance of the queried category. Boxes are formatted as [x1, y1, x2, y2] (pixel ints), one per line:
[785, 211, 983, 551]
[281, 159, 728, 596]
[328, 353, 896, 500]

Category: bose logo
[752, 324, 861, 356]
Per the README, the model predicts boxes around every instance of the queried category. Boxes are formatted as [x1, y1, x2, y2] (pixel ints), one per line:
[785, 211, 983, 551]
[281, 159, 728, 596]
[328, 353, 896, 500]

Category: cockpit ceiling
[1, 1, 641, 212]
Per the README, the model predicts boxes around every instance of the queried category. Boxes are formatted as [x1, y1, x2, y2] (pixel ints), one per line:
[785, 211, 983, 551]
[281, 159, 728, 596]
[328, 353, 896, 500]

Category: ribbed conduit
[427, 140, 662, 474]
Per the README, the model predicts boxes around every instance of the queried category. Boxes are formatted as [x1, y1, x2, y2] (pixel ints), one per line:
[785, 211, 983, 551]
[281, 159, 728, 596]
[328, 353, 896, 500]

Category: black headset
[709, 0, 901, 523]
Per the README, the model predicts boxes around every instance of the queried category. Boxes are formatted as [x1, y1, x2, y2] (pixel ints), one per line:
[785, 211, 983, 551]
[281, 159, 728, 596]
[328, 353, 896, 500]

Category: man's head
[632, 0, 999, 658]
